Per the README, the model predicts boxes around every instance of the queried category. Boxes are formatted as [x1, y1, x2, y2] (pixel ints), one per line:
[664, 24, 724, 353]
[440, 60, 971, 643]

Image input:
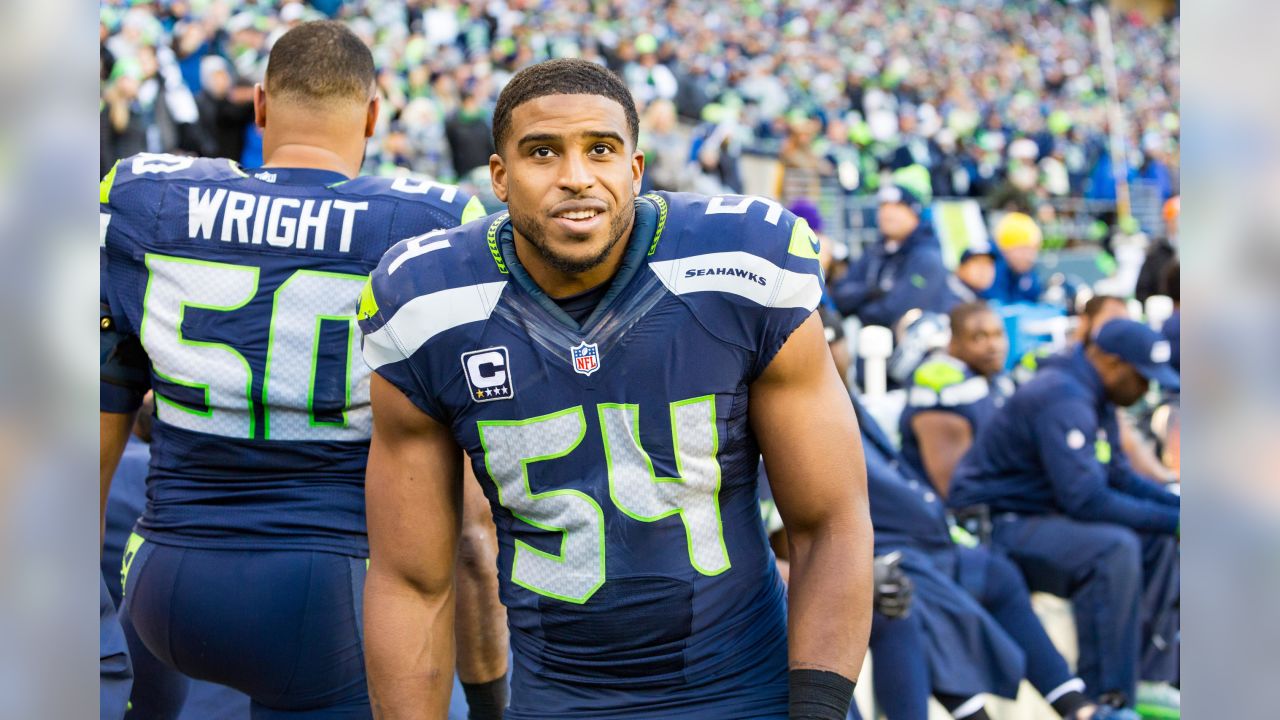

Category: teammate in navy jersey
[99, 22, 505, 719]
[359, 59, 873, 719]
[899, 302, 1014, 496]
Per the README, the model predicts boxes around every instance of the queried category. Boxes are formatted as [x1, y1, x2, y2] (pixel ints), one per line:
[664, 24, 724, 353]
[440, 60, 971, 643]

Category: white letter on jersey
[466, 351, 507, 389]
[267, 198, 301, 248]
[189, 187, 227, 240]
[705, 195, 783, 225]
[333, 200, 368, 253]
[222, 192, 256, 244]
[296, 199, 332, 251]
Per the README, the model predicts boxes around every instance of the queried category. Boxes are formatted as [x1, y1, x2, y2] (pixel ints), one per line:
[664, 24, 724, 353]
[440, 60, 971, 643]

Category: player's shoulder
[101, 154, 244, 205]
[909, 351, 988, 409]
[358, 211, 510, 364]
[912, 352, 969, 391]
[334, 174, 486, 226]
[645, 191, 823, 310]
[1012, 356, 1090, 411]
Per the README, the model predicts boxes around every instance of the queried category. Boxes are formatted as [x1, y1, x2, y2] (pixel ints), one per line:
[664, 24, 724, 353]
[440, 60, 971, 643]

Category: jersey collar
[242, 166, 352, 186]
[496, 197, 660, 333]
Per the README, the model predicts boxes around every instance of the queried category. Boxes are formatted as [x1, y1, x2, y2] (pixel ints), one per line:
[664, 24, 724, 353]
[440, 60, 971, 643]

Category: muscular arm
[454, 460, 509, 685]
[100, 410, 137, 545]
[365, 374, 465, 719]
[750, 313, 873, 680]
[911, 411, 973, 498]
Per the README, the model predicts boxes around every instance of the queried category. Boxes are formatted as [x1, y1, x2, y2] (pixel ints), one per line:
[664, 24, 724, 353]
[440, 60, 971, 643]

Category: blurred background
[6, 0, 1280, 715]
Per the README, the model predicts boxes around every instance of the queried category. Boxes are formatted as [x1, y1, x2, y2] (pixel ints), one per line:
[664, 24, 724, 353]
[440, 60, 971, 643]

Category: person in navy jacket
[830, 184, 952, 328]
[949, 319, 1180, 709]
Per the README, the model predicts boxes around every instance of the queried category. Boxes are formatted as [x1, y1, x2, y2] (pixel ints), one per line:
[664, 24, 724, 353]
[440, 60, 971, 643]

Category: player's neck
[261, 143, 360, 179]
[514, 217, 635, 300]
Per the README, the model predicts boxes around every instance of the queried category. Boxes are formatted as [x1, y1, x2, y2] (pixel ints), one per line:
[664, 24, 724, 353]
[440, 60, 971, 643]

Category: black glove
[873, 551, 913, 619]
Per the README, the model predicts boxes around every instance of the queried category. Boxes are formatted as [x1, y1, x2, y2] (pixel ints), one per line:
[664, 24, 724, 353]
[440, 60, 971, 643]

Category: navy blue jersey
[100, 153, 483, 555]
[899, 351, 1014, 486]
[948, 346, 1179, 533]
[359, 192, 824, 718]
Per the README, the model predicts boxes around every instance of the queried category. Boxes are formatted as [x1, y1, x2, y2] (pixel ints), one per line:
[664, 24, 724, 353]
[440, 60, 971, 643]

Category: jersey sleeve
[100, 159, 157, 413]
[907, 357, 988, 423]
[751, 211, 826, 379]
[367, 176, 488, 240]
[646, 194, 825, 381]
[356, 243, 451, 424]
[356, 228, 507, 425]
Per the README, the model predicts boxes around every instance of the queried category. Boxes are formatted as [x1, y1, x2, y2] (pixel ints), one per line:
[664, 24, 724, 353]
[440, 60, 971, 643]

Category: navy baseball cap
[877, 184, 924, 216]
[1094, 319, 1180, 390]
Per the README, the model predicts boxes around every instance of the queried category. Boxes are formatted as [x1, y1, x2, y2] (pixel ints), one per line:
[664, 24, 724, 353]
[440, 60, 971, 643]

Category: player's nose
[558, 152, 596, 193]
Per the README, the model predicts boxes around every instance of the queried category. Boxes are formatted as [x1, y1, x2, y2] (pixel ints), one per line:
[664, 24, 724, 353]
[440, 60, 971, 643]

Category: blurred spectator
[1135, 196, 1179, 303]
[1161, 260, 1180, 375]
[623, 34, 678, 107]
[776, 115, 826, 206]
[193, 56, 254, 162]
[101, 71, 146, 177]
[639, 100, 689, 192]
[986, 137, 1042, 213]
[984, 212, 1044, 305]
[948, 246, 998, 304]
[98, 0, 1178, 225]
[688, 104, 744, 194]
[444, 90, 494, 181]
[831, 184, 952, 328]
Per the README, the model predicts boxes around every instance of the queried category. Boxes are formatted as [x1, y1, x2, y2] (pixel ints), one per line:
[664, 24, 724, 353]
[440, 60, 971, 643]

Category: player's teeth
[561, 210, 598, 219]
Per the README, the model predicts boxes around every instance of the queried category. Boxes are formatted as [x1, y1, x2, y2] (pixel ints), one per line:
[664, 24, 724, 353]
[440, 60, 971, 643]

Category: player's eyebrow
[516, 130, 626, 147]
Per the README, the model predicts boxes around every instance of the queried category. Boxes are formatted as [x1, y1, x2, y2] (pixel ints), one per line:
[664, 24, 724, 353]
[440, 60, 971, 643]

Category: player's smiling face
[490, 94, 644, 295]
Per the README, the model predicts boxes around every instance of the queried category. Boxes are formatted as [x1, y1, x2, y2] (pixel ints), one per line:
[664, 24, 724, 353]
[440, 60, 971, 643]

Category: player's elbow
[368, 553, 456, 604]
[456, 522, 499, 584]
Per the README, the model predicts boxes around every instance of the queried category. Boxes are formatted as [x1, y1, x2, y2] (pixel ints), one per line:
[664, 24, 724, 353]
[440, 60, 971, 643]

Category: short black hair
[1082, 294, 1125, 320]
[265, 21, 375, 106]
[949, 300, 996, 337]
[492, 58, 639, 154]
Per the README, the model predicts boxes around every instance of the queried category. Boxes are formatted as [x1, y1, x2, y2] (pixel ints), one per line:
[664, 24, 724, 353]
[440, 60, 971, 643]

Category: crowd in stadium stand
[100, 0, 1179, 216]
[100, 4, 1182, 717]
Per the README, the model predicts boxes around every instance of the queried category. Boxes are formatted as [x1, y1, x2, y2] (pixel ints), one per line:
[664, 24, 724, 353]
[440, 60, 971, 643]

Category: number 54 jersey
[100, 153, 483, 556]
[359, 192, 825, 718]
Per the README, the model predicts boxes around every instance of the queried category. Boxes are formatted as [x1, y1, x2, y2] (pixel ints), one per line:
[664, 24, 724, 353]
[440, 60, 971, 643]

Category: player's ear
[253, 83, 267, 129]
[631, 149, 645, 196]
[365, 95, 381, 139]
[490, 152, 508, 203]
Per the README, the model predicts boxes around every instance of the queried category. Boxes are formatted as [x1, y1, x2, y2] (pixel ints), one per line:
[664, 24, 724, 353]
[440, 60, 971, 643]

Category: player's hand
[873, 551, 913, 619]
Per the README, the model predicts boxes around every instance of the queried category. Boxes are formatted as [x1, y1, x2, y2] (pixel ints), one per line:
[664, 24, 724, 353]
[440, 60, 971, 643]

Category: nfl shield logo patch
[570, 340, 600, 376]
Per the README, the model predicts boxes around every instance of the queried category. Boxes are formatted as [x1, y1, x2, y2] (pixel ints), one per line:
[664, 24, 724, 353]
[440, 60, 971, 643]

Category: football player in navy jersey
[359, 59, 873, 719]
[99, 21, 505, 719]
[899, 301, 1014, 497]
